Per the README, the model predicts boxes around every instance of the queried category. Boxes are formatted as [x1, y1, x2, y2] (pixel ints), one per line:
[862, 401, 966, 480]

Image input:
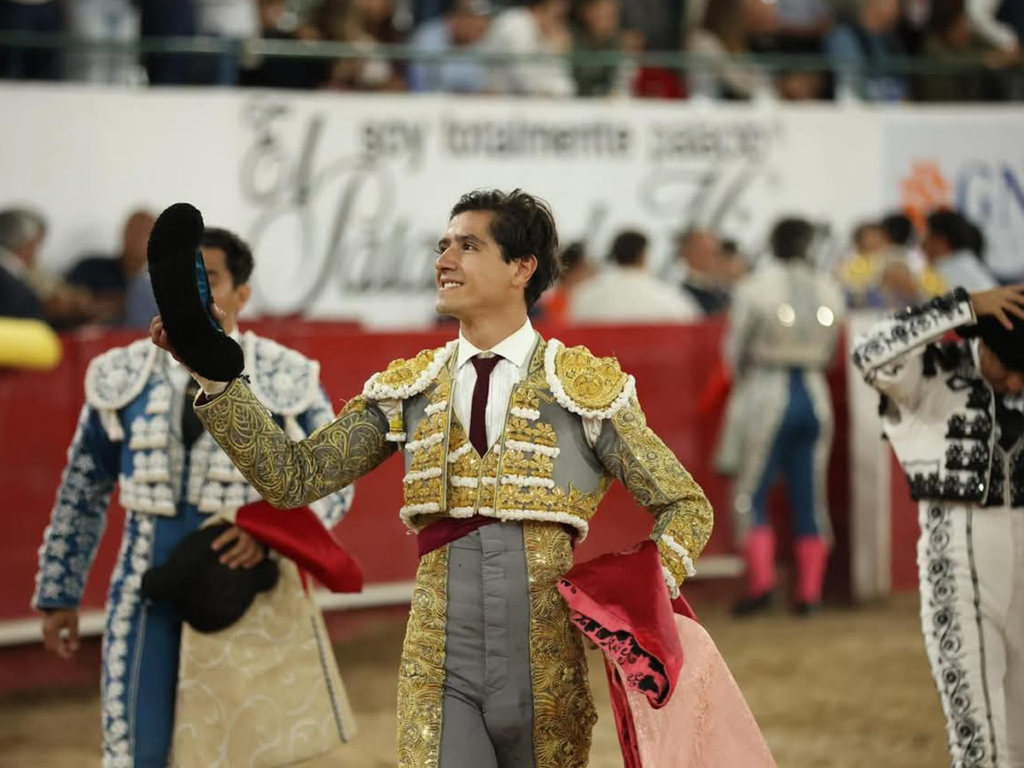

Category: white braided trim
[404, 467, 443, 484]
[283, 416, 305, 442]
[363, 340, 457, 401]
[505, 440, 560, 458]
[500, 474, 555, 489]
[447, 443, 473, 462]
[661, 535, 697, 578]
[510, 407, 540, 421]
[400, 502, 441, 524]
[99, 410, 124, 442]
[450, 476, 479, 488]
[481, 477, 497, 486]
[424, 400, 449, 416]
[450, 506, 479, 518]
[386, 432, 407, 443]
[544, 339, 636, 420]
[662, 565, 681, 599]
[405, 433, 444, 452]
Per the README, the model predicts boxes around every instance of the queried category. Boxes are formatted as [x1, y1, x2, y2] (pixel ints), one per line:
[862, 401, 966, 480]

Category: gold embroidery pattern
[495, 485, 604, 522]
[555, 345, 629, 411]
[501, 449, 556, 478]
[598, 398, 714, 585]
[376, 347, 445, 392]
[397, 546, 449, 768]
[196, 382, 394, 509]
[505, 418, 558, 448]
[403, 376, 452, 514]
[524, 521, 596, 767]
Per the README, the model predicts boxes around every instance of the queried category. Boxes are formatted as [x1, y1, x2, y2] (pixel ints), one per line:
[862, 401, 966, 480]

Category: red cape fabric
[697, 360, 732, 416]
[558, 541, 697, 768]
[235, 501, 363, 593]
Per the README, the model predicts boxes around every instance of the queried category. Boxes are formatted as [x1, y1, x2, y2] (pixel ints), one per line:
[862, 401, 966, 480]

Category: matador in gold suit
[191, 323, 713, 767]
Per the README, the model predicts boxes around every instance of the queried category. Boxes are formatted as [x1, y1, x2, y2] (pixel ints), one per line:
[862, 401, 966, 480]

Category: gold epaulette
[362, 340, 457, 402]
[544, 339, 636, 419]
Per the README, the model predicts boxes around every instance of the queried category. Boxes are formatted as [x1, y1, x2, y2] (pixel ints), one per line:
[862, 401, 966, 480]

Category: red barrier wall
[0, 321, 853, 623]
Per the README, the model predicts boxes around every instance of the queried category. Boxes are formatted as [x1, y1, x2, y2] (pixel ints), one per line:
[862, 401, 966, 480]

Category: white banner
[2, 85, 886, 326]
[882, 109, 1024, 280]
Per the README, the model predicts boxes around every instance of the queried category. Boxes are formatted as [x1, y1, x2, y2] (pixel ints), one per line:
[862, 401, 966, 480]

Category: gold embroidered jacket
[195, 335, 713, 590]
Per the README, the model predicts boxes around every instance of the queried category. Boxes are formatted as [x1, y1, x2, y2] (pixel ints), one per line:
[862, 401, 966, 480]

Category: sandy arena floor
[0, 595, 948, 768]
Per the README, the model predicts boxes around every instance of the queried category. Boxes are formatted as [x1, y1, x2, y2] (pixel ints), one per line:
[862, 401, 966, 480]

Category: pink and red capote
[559, 541, 777, 768]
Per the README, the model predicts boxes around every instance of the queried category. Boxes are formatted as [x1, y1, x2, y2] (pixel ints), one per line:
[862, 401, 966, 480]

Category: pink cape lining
[558, 541, 776, 768]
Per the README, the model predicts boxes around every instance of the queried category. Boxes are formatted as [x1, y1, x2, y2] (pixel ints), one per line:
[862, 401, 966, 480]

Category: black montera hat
[967, 312, 1024, 373]
[141, 523, 278, 634]
[147, 203, 245, 381]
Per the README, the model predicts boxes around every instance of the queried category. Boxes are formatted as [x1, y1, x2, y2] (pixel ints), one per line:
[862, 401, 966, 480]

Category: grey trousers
[440, 522, 536, 768]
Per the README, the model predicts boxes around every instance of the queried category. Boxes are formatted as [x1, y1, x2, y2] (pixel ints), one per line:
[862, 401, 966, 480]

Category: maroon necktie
[470, 354, 502, 456]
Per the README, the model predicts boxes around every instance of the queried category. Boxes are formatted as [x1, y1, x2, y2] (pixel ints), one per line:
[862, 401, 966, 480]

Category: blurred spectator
[896, 0, 931, 54]
[357, 0, 407, 46]
[997, 0, 1024, 49]
[773, 0, 832, 45]
[65, 209, 157, 327]
[915, 0, 1009, 101]
[0, 0, 62, 81]
[921, 209, 997, 292]
[242, 0, 332, 89]
[193, 0, 260, 84]
[968, 0, 1022, 55]
[408, 0, 491, 93]
[720, 239, 751, 281]
[569, 0, 634, 97]
[622, 0, 684, 52]
[0, 208, 45, 320]
[870, 211, 929, 305]
[139, 0, 198, 85]
[317, 0, 404, 91]
[570, 230, 701, 323]
[66, 0, 143, 85]
[540, 240, 597, 323]
[687, 0, 777, 100]
[678, 227, 733, 315]
[881, 211, 916, 248]
[413, 0, 455, 26]
[481, 0, 576, 97]
[837, 219, 905, 308]
[825, 0, 907, 101]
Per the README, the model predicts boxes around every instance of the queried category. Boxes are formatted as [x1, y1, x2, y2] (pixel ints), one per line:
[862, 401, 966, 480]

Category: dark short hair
[926, 209, 970, 252]
[770, 217, 815, 262]
[609, 230, 647, 267]
[881, 212, 914, 246]
[201, 228, 254, 288]
[964, 219, 986, 260]
[560, 241, 587, 273]
[449, 188, 561, 308]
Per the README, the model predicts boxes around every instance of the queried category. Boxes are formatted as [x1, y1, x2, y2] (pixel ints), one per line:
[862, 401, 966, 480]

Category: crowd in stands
[0, 198, 1011, 337]
[0, 0, 1021, 100]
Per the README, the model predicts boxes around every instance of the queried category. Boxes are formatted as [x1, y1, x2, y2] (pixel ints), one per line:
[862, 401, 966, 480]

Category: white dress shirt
[453, 319, 604, 450]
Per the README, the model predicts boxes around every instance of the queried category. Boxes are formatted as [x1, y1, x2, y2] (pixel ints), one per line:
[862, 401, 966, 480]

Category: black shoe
[731, 590, 774, 617]
[147, 203, 245, 382]
[794, 600, 820, 618]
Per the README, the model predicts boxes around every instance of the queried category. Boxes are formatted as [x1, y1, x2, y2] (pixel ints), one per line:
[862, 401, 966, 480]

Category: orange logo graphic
[900, 160, 952, 232]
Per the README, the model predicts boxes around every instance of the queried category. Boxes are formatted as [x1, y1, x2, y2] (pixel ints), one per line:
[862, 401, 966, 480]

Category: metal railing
[0, 31, 1019, 95]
